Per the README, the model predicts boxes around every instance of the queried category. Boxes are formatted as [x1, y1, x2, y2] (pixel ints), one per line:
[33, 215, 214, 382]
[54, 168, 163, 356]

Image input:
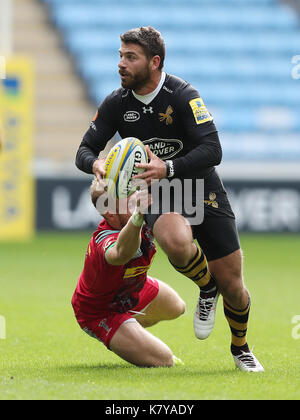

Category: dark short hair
[120, 26, 165, 70]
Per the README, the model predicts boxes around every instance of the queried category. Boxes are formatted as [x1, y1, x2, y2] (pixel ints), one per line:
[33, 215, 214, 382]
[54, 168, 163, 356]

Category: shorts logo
[98, 318, 112, 336]
[204, 192, 218, 208]
[124, 111, 140, 122]
[189, 97, 213, 125]
[159, 105, 173, 125]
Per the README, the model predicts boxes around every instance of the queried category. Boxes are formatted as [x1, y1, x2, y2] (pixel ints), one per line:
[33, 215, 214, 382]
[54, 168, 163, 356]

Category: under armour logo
[143, 106, 154, 114]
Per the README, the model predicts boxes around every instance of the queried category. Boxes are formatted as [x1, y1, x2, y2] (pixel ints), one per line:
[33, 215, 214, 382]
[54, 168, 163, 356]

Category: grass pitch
[1, 232, 300, 400]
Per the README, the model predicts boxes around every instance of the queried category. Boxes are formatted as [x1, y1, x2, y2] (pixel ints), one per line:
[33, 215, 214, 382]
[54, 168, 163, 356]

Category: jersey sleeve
[95, 231, 121, 265]
[75, 92, 119, 174]
[172, 84, 222, 177]
[85, 93, 118, 143]
[176, 84, 217, 137]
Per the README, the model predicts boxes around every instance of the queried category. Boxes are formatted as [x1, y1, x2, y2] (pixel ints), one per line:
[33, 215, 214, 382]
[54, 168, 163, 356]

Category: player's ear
[151, 55, 161, 71]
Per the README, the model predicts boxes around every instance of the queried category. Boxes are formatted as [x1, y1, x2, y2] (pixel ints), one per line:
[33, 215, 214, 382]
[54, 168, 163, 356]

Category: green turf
[1, 232, 300, 400]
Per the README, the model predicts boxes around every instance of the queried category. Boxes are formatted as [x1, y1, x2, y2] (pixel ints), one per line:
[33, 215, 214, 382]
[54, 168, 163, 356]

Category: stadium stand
[284, 0, 300, 15]
[13, 0, 95, 171]
[41, 0, 300, 162]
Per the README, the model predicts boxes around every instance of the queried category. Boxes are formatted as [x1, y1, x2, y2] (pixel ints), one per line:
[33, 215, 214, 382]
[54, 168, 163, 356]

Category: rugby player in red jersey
[72, 180, 185, 367]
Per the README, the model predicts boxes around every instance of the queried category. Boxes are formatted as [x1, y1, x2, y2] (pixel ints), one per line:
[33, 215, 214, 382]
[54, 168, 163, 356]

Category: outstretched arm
[105, 189, 150, 266]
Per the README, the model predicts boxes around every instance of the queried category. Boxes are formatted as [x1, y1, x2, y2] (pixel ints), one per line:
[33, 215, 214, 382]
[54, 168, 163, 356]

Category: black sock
[231, 343, 250, 356]
[200, 275, 217, 294]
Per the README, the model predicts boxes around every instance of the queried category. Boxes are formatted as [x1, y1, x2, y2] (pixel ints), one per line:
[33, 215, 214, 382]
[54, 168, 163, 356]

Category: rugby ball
[104, 137, 148, 199]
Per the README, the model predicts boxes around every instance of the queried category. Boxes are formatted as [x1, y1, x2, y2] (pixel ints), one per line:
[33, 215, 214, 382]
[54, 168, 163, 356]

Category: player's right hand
[92, 157, 107, 194]
[133, 145, 167, 185]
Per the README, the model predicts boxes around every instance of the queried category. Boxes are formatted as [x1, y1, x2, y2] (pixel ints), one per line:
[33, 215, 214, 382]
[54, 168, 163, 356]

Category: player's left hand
[133, 146, 166, 185]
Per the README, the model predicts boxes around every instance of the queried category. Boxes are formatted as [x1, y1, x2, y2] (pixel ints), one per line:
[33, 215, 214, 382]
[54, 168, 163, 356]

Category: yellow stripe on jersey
[123, 254, 155, 278]
[124, 265, 150, 278]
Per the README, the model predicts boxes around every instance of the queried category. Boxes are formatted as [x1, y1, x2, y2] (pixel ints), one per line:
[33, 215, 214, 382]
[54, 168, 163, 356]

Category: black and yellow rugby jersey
[76, 73, 222, 180]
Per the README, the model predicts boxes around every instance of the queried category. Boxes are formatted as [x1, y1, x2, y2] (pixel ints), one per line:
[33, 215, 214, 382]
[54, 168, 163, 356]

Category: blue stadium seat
[43, 0, 281, 6]
[49, 3, 299, 32]
[76, 52, 294, 83]
[64, 28, 300, 58]
[42, 0, 300, 160]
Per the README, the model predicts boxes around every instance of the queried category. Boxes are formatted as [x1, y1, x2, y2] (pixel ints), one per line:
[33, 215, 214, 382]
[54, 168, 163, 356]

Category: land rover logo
[143, 138, 183, 160]
[124, 111, 140, 122]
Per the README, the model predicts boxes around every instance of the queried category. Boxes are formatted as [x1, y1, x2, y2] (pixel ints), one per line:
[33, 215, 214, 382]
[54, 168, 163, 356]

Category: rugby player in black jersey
[76, 26, 263, 372]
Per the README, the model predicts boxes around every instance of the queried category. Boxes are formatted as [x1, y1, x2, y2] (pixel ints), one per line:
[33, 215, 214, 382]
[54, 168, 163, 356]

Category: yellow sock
[223, 298, 250, 348]
[171, 246, 215, 290]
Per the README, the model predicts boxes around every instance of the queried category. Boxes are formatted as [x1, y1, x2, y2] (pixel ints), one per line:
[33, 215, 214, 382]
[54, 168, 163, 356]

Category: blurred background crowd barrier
[0, 0, 300, 237]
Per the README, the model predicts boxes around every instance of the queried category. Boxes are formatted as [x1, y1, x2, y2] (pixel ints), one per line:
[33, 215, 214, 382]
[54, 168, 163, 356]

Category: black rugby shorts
[144, 170, 240, 261]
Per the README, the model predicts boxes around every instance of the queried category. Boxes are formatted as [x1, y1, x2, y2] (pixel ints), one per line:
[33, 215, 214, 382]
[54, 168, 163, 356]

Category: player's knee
[162, 350, 174, 368]
[170, 298, 186, 319]
[134, 341, 174, 367]
[177, 298, 186, 316]
[150, 347, 174, 368]
[213, 263, 243, 298]
[154, 215, 194, 266]
[159, 236, 193, 266]
[221, 279, 247, 304]
[140, 298, 185, 326]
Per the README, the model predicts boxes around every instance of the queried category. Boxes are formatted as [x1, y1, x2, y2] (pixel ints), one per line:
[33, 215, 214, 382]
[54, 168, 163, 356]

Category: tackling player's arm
[105, 190, 148, 266]
[105, 216, 143, 266]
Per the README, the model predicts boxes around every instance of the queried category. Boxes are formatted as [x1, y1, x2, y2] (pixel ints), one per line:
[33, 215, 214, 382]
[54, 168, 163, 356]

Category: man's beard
[119, 66, 151, 91]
